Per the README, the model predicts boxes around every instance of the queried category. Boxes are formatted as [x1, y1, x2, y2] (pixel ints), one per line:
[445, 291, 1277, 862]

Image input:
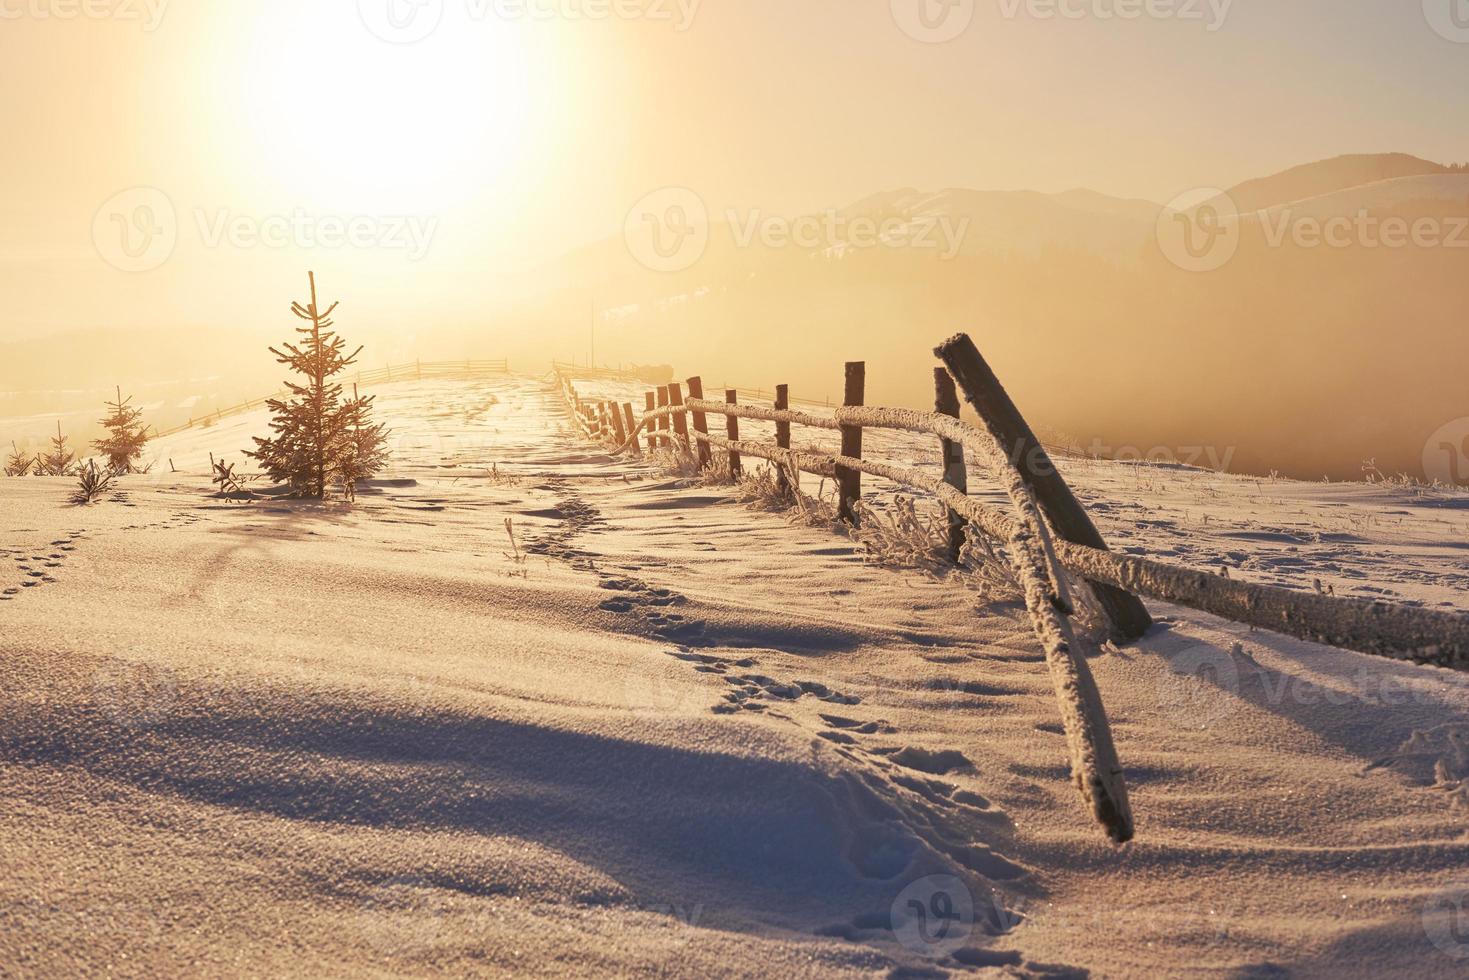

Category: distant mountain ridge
[821, 154, 1466, 259]
[1220, 152, 1454, 213]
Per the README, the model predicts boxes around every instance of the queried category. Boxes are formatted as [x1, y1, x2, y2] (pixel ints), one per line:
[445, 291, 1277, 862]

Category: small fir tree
[247, 272, 387, 498]
[93, 386, 150, 474]
[39, 422, 76, 476]
[5, 441, 34, 476]
[337, 383, 390, 503]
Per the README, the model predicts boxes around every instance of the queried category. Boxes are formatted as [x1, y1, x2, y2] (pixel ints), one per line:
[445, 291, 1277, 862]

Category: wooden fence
[555, 334, 1469, 844]
[152, 359, 509, 439]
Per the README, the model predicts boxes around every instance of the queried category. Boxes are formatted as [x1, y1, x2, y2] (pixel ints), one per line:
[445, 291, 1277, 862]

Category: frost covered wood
[609, 398, 1469, 669]
[937, 333, 1153, 644]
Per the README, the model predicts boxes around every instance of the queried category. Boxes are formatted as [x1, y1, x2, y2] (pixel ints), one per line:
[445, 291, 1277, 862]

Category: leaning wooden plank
[936, 333, 1153, 644]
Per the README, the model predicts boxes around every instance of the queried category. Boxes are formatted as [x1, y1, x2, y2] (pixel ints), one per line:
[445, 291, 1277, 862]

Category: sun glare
[236, 8, 532, 213]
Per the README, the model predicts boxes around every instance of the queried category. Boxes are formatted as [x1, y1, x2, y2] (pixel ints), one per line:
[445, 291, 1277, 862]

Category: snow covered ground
[3, 375, 1468, 977]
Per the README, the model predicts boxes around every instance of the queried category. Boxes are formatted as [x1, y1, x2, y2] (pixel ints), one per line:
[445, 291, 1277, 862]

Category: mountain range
[519, 153, 1469, 483]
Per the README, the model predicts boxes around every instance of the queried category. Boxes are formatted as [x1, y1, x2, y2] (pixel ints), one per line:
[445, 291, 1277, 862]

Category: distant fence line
[554, 335, 1469, 846]
[552, 360, 845, 411]
[151, 359, 509, 439]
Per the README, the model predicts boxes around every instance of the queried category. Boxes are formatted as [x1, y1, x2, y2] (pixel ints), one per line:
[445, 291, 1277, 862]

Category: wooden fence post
[669, 383, 689, 449]
[685, 377, 712, 470]
[837, 361, 864, 526]
[935, 333, 1152, 643]
[725, 389, 742, 478]
[609, 400, 627, 447]
[775, 384, 792, 496]
[656, 386, 671, 448]
[934, 367, 968, 563]
[645, 391, 659, 452]
[622, 403, 640, 455]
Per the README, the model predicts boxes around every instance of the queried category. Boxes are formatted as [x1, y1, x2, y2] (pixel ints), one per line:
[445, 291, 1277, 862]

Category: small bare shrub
[210, 454, 253, 499]
[649, 439, 701, 478]
[848, 496, 1021, 600]
[72, 460, 116, 504]
[733, 462, 840, 528]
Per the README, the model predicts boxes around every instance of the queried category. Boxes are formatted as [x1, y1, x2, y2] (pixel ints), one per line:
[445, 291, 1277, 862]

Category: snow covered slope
[3, 375, 1468, 977]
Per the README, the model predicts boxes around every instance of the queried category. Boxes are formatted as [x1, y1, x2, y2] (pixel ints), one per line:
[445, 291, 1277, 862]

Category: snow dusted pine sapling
[336, 383, 389, 502]
[5, 441, 33, 476]
[93, 386, 150, 474]
[247, 272, 388, 498]
[38, 422, 76, 476]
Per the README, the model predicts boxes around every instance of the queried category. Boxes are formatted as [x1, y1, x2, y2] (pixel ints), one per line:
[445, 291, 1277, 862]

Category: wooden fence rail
[553, 338, 1469, 842]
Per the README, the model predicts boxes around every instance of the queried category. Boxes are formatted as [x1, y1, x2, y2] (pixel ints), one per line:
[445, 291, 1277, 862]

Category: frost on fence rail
[603, 396, 1469, 671]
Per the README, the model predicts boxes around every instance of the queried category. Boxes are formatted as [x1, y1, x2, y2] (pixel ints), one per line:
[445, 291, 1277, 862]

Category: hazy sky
[2, 0, 1467, 339]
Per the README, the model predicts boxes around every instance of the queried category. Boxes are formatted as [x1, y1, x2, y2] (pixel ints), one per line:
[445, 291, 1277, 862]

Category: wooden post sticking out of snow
[656, 386, 671, 448]
[934, 367, 968, 563]
[645, 392, 658, 452]
[669, 383, 689, 449]
[686, 377, 712, 469]
[623, 403, 641, 455]
[837, 362, 864, 526]
[609, 399, 627, 447]
[725, 389, 742, 478]
[935, 333, 1152, 644]
[774, 384, 792, 497]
